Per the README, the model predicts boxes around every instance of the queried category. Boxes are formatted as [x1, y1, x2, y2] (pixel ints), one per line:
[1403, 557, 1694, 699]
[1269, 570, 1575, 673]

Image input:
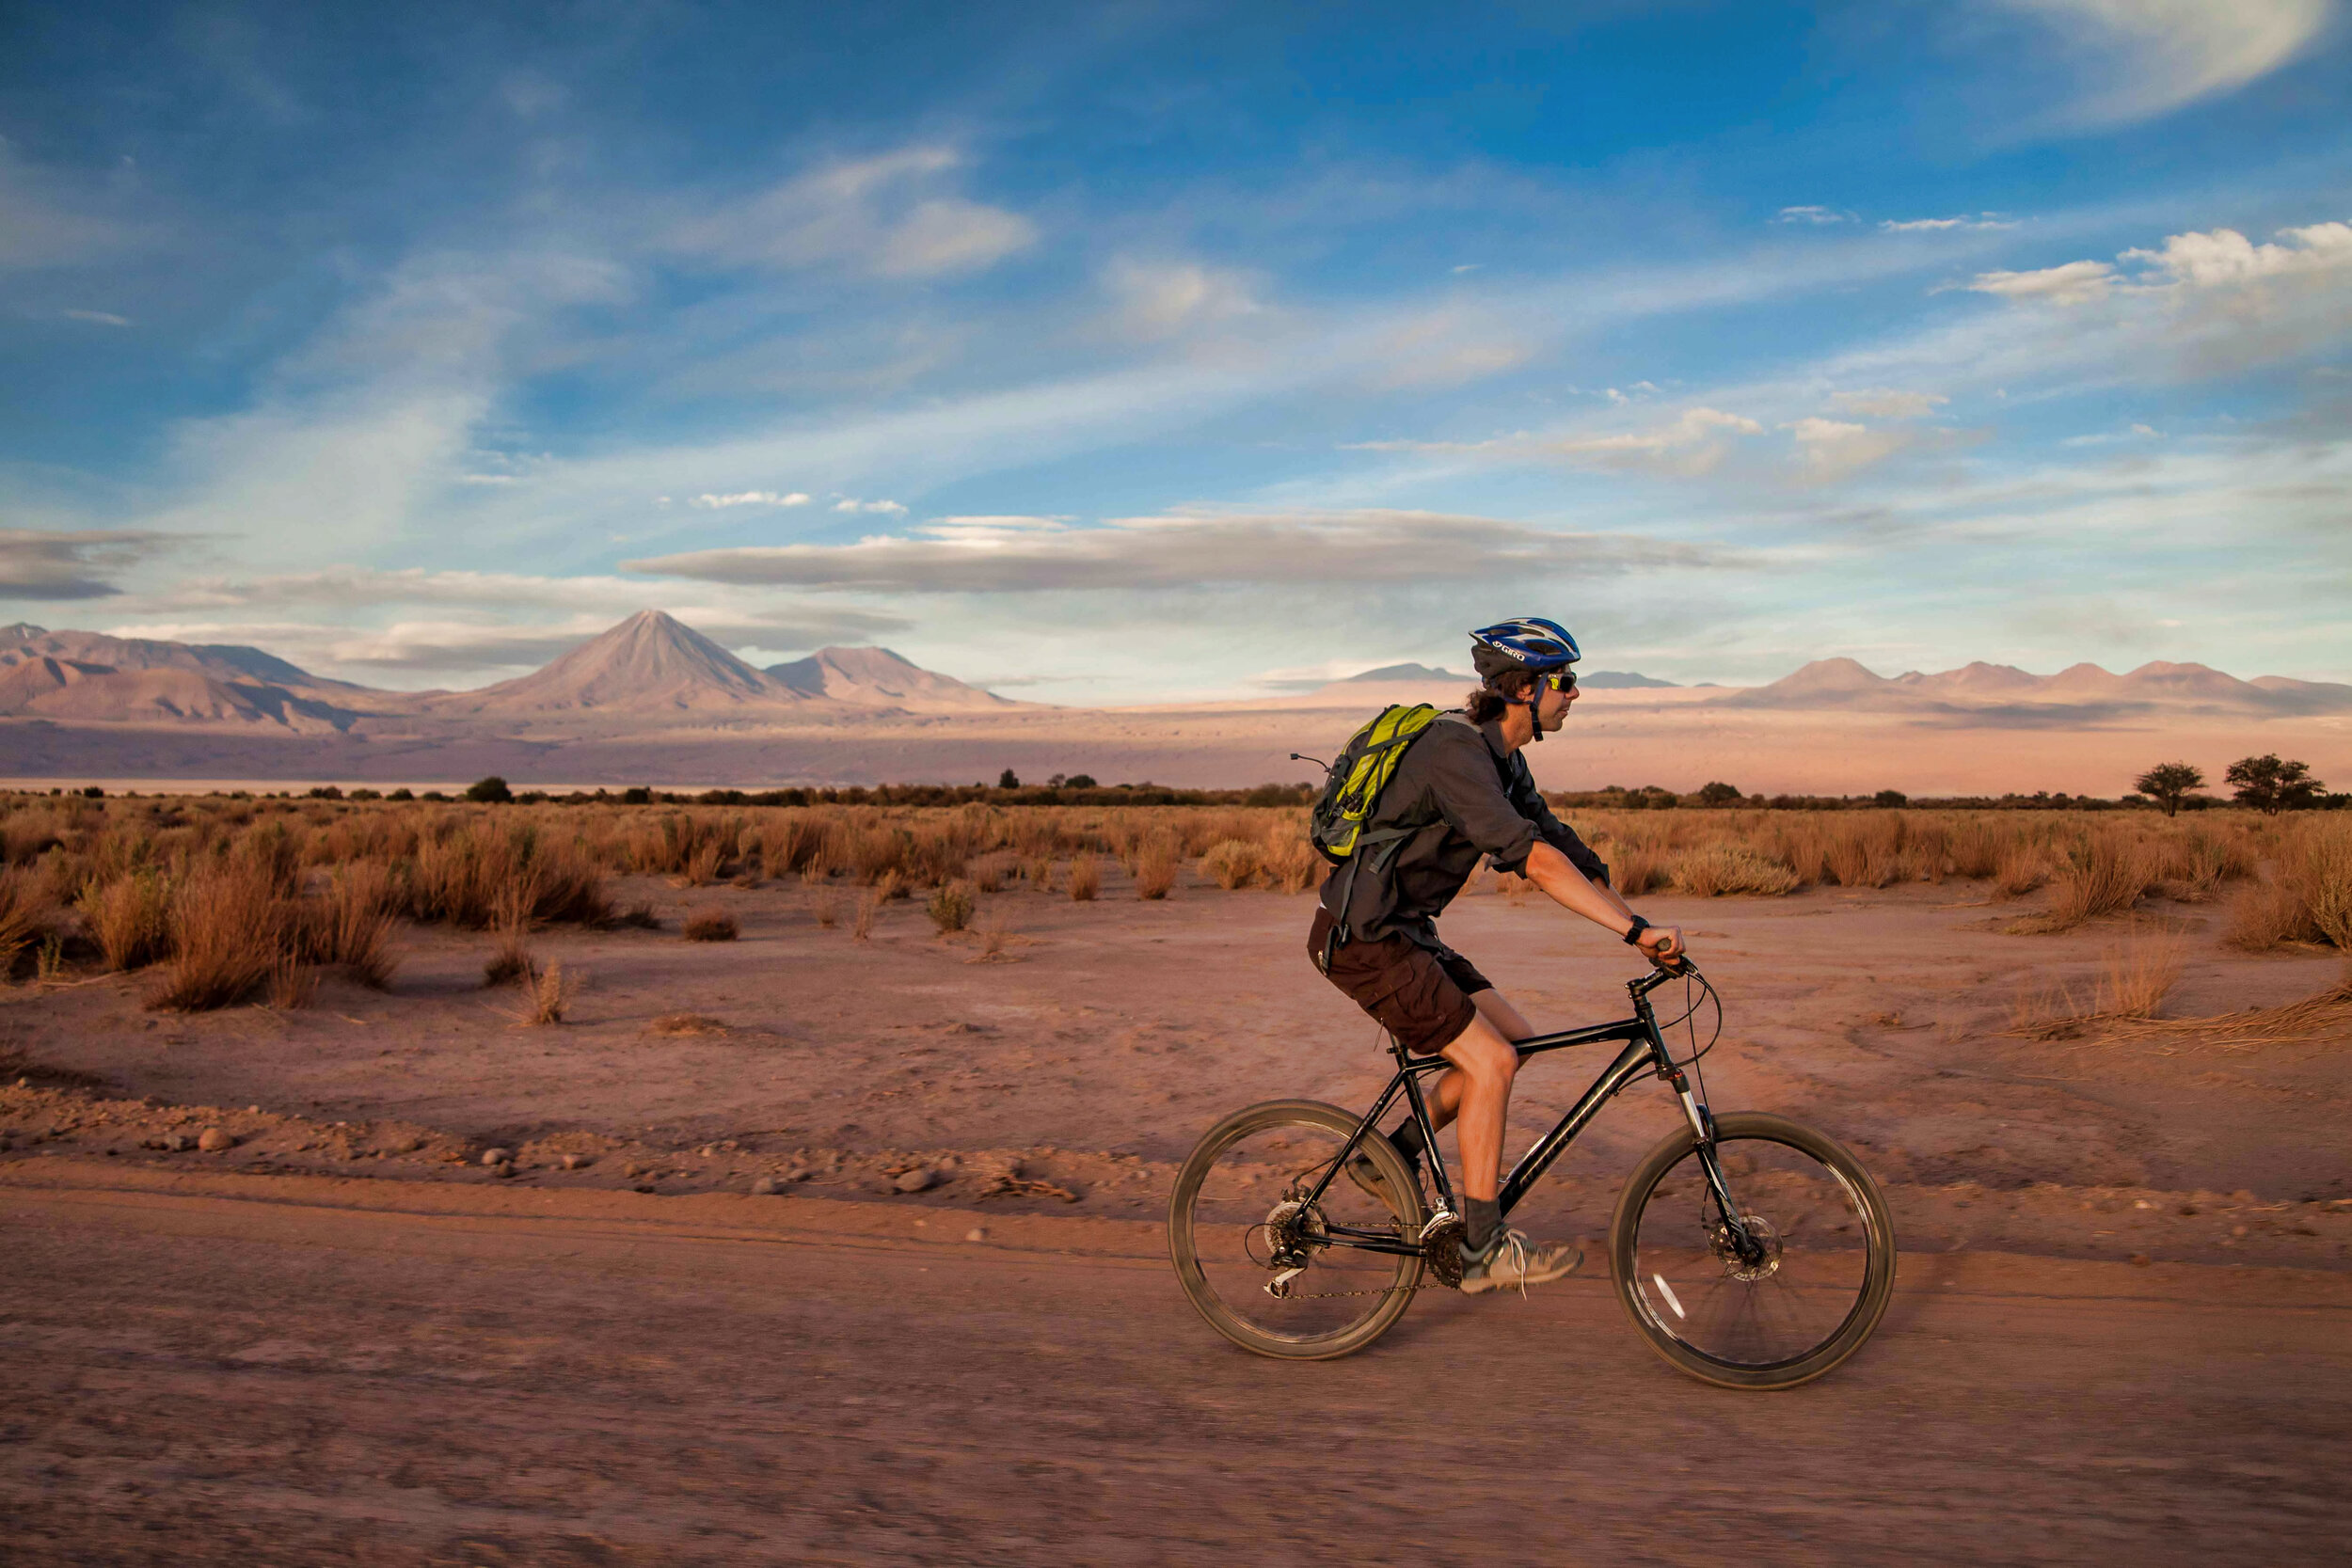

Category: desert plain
[1, 791, 2348, 1566]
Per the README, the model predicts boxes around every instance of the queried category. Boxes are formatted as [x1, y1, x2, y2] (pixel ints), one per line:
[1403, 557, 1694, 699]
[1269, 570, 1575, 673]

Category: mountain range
[0, 611, 1015, 730]
[1715, 657, 2352, 719]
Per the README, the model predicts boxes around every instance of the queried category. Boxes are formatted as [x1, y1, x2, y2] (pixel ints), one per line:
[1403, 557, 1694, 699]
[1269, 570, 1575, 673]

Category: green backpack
[1303, 704, 1442, 968]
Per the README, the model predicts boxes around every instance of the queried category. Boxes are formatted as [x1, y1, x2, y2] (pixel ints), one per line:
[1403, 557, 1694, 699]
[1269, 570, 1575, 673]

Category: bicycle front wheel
[1168, 1100, 1426, 1360]
[1610, 1112, 1895, 1390]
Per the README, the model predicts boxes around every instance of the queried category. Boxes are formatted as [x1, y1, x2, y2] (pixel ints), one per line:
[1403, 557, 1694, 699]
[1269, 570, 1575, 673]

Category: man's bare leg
[1434, 1010, 1519, 1201]
[1416, 990, 1535, 1169]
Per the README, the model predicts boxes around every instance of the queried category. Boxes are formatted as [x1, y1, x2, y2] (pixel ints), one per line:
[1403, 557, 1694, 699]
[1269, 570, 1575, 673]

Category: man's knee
[1445, 1014, 1518, 1086]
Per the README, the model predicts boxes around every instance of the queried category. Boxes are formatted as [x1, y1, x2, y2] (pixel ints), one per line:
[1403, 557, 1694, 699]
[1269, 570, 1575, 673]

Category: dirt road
[4, 1160, 2344, 1567]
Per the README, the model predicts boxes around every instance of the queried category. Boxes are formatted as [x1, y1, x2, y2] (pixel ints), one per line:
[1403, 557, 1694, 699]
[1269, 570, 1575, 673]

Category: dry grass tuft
[851, 891, 879, 942]
[2015, 832, 2149, 932]
[1134, 837, 1179, 900]
[812, 888, 839, 928]
[926, 879, 977, 933]
[650, 1011, 727, 1036]
[80, 869, 173, 971]
[617, 901, 661, 929]
[970, 914, 1017, 963]
[2092, 924, 2186, 1020]
[266, 953, 318, 1010]
[515, 961, 579, 1024]
[1612, 844, 1667, 897]
[873, 868, 907, 903]
[1993, 844, 2051, 899]
[1671, 844, 1802, 897]
[305, 863, 399, 989]
[1067, 855, 1101, 901]
[0, 869, 47, 979]
[483, 882, 537, 985]
[150, 859, 284, 1011]
[683, 906, 739, 942]
[1200, 839, 1259, 890]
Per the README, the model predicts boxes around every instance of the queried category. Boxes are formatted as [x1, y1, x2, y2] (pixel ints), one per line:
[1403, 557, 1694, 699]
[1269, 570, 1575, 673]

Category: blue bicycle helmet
[1469, 617, 1581, 683]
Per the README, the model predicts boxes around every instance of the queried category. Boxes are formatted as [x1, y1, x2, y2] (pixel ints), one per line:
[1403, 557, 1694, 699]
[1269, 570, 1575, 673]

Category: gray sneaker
[1458, 1227, 1582, 1295]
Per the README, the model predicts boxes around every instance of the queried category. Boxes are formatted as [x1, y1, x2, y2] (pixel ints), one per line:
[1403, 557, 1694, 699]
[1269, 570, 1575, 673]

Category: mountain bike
[1167, 964, 1895, 1388]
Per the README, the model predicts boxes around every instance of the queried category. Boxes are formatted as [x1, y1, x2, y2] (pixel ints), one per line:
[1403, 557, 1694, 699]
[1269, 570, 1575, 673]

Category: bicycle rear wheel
[1610, 1112, 1895, 1390]
[1168, 1100, 1426, 1360]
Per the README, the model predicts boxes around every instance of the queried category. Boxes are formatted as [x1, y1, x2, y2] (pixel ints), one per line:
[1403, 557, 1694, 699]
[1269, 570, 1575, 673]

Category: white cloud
[1992, 0, 2332, 127]
[625, 509, 1744, 594]
[2122, 220, 2352, 286]
[690, 490, 810, 509]
[1964, 259, 2117, 305]
[1829, 388, 1949, 420]
[662, 147, 1036, 279]
[1882, 215, 2019, 233]
[832, 498, 906, 515]
[1783, 417, 1913, 480]
[61, 309, 133, 326]
[1775, 206, 1852, 226]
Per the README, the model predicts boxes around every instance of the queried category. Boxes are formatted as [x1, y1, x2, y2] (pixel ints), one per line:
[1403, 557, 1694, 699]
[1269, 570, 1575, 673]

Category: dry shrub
[852, 891, 879, 942]
[1201, 839, 1259, 890]
[2092, 924, 2185, 1020]
[1671, 844, 1801, 897]
[974, 914, 1014, 961]
[1068, 855, 1102, 901]
[1024, 854, 1057, 891]
[651, 1012, 726, 1036]
[683, 907, 739, 942]
[1821, 816, 1899, 888]
[1612, 845, 1667, 897]
[484, 882, 537, 985]
[2025, 832, 2152, 932]
[1260, 835, 1322, 895]
[514, 962, 578, 1024]
[0, 869, 47, 979]
[874, 868, 907, 902]
[1946, 819, 2003, 880]
[80, 870, 173, 971]
[266, 953, 318, 1010]
[2225, 877, 2310, 951]
[2228, 821, 2352, 950]
[972, 851, 1014, 893]
[1993, 844, 2052, 899]
[812, 888, 839, 928]
[1135, 837, 1179, 900]
[927, 879, 977, 933]
[151, 859, 286, 1011]
[303, 863, 400, 988]
[685, 841, 724, 886]
[618, 901, 661, 929]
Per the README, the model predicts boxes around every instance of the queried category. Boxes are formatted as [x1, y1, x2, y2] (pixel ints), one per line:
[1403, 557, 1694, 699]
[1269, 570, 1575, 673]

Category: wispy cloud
[624, 509, 1745, 594]
[1775, 205, 1852, 225]
[1348, 406, 1767, 478]
[0, 529, 183, 601]
[690, 490, 810, 509]
[1992, 0, 2334, 129]
[660, 147, 1037, 279]
[1881, 214, 2018, 233]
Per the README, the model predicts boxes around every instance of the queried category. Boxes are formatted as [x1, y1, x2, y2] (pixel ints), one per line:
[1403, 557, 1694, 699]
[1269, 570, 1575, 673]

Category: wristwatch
[1623, 914, 1651, 946]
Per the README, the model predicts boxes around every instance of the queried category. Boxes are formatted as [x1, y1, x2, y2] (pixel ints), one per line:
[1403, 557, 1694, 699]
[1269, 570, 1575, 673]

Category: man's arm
[1523, 842, 1683, 963]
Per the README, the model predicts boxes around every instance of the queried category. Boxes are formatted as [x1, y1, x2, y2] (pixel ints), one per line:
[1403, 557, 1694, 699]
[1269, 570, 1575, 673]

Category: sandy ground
[8, 686, 2352, 795]
[4, 869, 2350, 1562]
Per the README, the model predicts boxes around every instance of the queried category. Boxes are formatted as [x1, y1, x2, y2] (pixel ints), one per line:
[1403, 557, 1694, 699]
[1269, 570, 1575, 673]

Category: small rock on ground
[965, 1227, 987, 1243]
[482, 1148, 513, 1166]
[893, 1167, 938, 1194]
[751, 1176, 780, 1196]
[197, 1129, 234, 1152]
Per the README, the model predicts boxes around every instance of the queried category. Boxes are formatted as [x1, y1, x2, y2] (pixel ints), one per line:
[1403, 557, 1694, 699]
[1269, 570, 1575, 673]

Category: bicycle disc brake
[1712, 1212, 1782, 1281]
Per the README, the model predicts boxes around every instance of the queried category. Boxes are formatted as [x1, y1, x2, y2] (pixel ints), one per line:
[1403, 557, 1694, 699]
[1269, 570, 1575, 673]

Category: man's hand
[1635, 924, 1685, 969]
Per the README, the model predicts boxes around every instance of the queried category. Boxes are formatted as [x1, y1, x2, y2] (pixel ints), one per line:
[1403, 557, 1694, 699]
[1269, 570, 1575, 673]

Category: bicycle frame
[1296, 966, 1760, 1262]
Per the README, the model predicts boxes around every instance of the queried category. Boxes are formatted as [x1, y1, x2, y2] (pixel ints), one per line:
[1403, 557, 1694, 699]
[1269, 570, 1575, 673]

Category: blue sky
[3, 0, 2348, 701]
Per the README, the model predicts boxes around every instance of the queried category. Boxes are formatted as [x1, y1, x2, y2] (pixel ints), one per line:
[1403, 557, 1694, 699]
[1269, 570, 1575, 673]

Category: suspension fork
[1643, 992, 1766, 1266]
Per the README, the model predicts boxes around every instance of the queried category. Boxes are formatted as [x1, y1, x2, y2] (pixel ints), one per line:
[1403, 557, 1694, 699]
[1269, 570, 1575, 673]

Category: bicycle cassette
[1421, 1213, 1465, 1289]
[1262, 1199, 1315, 1269]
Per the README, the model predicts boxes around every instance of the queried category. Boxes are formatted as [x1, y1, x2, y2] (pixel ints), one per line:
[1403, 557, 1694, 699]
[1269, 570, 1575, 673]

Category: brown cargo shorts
[1308, 907, 1494, 1056]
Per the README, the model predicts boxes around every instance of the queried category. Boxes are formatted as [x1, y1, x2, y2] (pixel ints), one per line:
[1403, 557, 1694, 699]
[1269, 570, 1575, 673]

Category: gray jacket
[1315, 712, 1610, 950]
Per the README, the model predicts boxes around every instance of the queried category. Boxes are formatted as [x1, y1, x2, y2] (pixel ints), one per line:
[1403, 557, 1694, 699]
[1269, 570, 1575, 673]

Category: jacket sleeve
[1513, 760, 1612, 887]
[1420, 728, 1541, 872]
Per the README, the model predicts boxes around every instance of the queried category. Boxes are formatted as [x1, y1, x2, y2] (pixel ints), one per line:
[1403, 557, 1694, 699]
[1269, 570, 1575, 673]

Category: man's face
[1536, 674, 1579, 731]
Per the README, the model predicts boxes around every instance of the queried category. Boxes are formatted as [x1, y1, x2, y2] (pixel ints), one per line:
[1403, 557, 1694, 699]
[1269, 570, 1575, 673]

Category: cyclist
[1307, 616, 1686, 1294]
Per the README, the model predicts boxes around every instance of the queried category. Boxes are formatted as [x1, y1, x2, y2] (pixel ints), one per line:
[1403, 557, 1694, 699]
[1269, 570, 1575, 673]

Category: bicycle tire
[1609, 1112, 1895, 1390]
[1168, 1100, 1427, 1360]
